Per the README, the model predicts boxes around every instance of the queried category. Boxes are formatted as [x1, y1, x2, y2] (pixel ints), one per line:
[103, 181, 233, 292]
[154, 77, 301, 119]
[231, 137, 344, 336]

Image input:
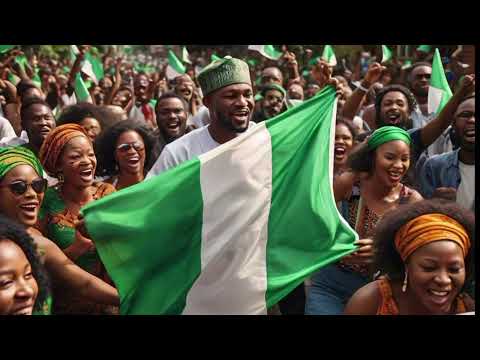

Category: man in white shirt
[147, 56, 254, 178]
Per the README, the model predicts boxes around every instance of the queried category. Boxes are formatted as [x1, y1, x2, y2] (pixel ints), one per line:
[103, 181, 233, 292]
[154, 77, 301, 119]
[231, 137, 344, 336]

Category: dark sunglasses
[117, 142, 144, 153]
[0, 178, 48, 196]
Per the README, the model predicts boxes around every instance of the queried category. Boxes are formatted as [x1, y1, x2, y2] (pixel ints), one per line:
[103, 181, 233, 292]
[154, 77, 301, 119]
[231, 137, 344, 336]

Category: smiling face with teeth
[453, 97, 475, 153]
[406, 241, 466, 315]
[156, 97, 188, 142]
[0, 240, 39, 315]
[0, 165, 45, 227]
[378, 91, 410, 129]
[57, 136, 97, 188]
[114, 130, 146, 177]
[205, 83, 254, 136]
[334, 123, 354, 170]
[373, 140, 411, 188]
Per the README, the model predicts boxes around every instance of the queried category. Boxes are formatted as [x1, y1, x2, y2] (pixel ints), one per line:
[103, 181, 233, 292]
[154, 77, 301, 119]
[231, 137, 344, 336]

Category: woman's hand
[343, 238, 374, 265]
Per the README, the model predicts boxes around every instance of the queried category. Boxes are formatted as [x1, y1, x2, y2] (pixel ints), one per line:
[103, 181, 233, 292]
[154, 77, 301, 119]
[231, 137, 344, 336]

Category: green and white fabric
[428, 48, 453, 114]
[248, 45, 283, 60]
[166, 50, 186, 80]
[81, 86, 357, 315]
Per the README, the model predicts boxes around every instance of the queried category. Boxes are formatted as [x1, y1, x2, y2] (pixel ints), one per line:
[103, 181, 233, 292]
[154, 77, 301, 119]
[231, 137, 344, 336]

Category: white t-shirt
[146, 122, 256, 178]
[457, 162, 475, 211]
[0, 116, 16, 141]
[189, 105, 211, 129]
[146, 125, 220, 178]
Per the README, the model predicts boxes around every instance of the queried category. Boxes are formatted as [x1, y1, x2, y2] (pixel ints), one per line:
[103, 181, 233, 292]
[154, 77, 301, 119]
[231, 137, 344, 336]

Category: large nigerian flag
[248, 45, 283, 60]
[166, 50, 186, 80]
[428, 48, 453, 114]
[81, 86, 357, 315]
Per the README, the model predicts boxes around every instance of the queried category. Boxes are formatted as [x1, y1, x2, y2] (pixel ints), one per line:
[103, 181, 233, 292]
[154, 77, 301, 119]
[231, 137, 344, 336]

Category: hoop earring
[402, 269, 408, 293]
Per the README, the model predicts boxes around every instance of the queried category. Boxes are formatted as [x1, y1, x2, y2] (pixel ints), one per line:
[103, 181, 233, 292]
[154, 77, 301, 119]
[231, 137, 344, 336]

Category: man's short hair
[155, 92, 188, 113]
[20, 97, 51, 123]
[374, 84, 418, 122]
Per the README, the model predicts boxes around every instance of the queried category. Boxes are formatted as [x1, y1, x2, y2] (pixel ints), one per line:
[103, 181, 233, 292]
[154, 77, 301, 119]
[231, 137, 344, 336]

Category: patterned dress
[338, 183, 413, 277]
[38, 182, 118, 315]
[375, 278, 471, 315]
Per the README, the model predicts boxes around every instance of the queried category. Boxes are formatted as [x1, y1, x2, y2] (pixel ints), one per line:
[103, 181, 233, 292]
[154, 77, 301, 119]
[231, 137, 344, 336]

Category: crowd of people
[0, 44, 475, 315]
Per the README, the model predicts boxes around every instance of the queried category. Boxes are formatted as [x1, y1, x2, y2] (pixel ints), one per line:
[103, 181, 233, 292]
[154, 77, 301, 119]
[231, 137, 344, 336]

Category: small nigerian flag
[248, 45, 283, 61]
[321, 45, 337, 67]
[166, 50, 186, 80]
[81, 86, 357, 315]
[381, 45, 393, 63]
[181, 46, 192, 64]
[74, 73, 92, 102]
[417, 45, 432, 53]
[428, 48, 453, 114]
[70, 45, 98, 84]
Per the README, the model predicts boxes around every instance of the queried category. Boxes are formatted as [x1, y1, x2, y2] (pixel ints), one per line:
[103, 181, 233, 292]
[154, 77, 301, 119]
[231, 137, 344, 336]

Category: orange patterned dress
[38, 182, 118, 314]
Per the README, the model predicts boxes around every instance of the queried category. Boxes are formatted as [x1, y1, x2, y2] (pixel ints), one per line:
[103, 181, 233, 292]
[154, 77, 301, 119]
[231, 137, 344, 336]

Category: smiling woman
[0, 215, 50, 315]
[37, 124, 118, 314]
[344, 199, 475, 315]
[95, 120, 155, 190]
[306, 126, 424, 315]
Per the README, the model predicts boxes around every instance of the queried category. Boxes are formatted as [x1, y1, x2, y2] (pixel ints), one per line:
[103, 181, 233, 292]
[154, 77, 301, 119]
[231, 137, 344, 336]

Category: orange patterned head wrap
[394, 213, 471, 262]
[38, 124, 91, 176]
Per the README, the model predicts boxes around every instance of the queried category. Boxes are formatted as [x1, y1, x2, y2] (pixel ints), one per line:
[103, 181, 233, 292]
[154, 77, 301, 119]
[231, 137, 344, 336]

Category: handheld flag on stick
[166, 50, 186, 80]
[428, 48, 453, 114]
[381, 45, 393, 63]
[248, 45, 283, 61]
[321, 45, 337, 67]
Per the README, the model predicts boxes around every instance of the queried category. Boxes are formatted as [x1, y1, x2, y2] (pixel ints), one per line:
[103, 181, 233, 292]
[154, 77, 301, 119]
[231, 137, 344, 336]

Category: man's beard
[412, 87, 428, 99]
[217, 111, 249, 133]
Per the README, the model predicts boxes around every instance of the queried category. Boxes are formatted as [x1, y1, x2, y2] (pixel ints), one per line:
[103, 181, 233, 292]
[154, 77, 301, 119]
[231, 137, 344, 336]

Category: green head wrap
[261, 83, 286, 99]
[367, 126, 411, 150]
[198, 56, 251, 96]
[0, 146, 44, 179]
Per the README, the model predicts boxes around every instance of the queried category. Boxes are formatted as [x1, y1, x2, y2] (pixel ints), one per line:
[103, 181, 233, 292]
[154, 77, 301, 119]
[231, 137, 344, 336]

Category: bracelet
[356, 83, 370, 93]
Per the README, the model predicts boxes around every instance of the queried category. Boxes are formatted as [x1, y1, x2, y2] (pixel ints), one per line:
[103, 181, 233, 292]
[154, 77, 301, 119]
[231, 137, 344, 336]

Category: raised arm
[341, 62, 385, 121]
[419, 74, 475, 148]
[105, 57, 123, 105]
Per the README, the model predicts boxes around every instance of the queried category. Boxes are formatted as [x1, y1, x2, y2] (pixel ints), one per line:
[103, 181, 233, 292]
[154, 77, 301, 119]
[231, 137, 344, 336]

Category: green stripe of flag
[321, 45, 337, 66]
[0, 45, 16, 54]
[381, 45, 393, 63]
[248, 45, 283, 60]
[75, 73, 91, 102]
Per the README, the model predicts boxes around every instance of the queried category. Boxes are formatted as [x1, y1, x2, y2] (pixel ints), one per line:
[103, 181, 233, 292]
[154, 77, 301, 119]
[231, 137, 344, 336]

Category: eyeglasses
[117, 142, 144, 153]
[0, 178, 48, 196]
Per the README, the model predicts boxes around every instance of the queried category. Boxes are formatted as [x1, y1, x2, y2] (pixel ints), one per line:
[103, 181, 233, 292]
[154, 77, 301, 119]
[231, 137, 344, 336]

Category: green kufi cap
[260, 83, 286, 99]
[198, 56, 251, 96]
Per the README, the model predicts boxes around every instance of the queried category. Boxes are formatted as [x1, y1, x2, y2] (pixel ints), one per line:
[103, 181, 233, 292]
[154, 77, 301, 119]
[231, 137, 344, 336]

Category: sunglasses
[0, 178, 48, 196]
[117, 142, 144, 153]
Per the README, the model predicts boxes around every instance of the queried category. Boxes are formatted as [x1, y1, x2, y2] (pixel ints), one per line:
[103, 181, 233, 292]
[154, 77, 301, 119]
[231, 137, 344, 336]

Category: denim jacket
[418, 149, 461, 199]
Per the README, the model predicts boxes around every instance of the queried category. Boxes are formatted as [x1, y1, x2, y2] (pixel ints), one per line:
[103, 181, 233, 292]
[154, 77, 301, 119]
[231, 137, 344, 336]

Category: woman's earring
[402, 269, 408, 293]
[57, 172, 64, 184]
